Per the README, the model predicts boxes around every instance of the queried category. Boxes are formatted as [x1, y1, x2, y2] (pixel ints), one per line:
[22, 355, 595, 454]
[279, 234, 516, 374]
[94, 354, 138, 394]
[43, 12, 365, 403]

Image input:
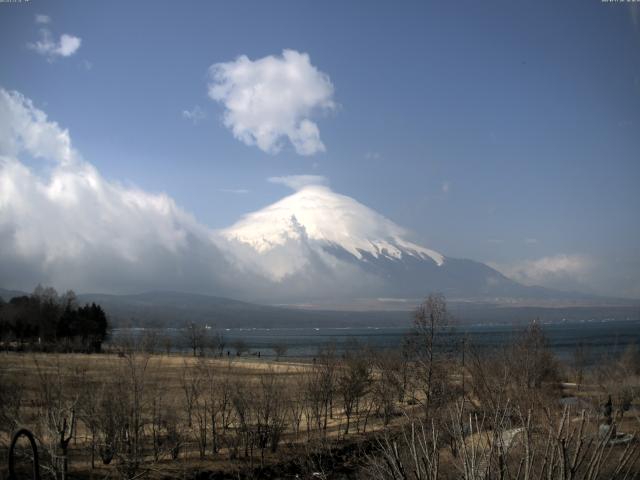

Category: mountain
[1, 181, 634, 307]
[222, 185, 444, 276]
[0, 288, 28, 301]
[72, 291, 640, 327]
[76, 290, 413, 328]
[3, 288, 637, 329]
[217, 185, 610, 305]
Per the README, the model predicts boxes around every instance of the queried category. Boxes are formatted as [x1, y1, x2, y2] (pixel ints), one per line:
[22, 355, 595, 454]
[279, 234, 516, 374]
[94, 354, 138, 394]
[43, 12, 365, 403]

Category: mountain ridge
[1, 184, 635, 306]
[2, 288, 638, 329]
[216, 184, 622, 304]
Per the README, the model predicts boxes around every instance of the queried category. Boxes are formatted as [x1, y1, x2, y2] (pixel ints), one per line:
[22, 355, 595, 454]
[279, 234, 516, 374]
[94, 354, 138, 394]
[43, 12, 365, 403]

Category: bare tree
[369, 402, 640, 480]
[288, 382, 306, 441]
[230, 379, 256, 465]
[33, 356, 80, 480]
[199, 359, 232, 455]
[114, 350, 151, 479]
[140, 330, 159, 354]
[163, 405, 185, 460]
[193, 383, 209, 458]
[255, 370, 289, 465]
[620, 343, 640, 376]
[593, 345, 640, 427]
[207, 329, 225, 357]
[183, 321, 207, 357]
[77, 376, 104, 470]
[232, 339, 249, 357]
[318, 343, 338, 428]
[303, 367, 325, 439]
[368, 418, 440, 480]
[150, 383, 165, 462]
[508, 320, 561, 414]
[511, 320, 559, 390]
[272, 342, 288, 361]
[93, 380, 122, 465]
[573, 342, 589, 386]
[373, 350, 404, 426]
[180, 360, 201, 428]
[162, 333, 173, 356]
[338, 344, 372, 435]
[0, 371, 23, 447]
[409, 293, 451, 418]
[467, 346, 511, 416]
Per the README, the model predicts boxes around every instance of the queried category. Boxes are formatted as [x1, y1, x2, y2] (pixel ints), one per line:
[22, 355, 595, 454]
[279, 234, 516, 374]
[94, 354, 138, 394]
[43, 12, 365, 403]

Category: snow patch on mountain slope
[221, 185, 444, 266]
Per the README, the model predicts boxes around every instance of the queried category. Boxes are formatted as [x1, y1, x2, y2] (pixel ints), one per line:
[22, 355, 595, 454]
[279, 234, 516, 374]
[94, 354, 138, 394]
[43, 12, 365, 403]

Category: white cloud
[0, 88, 235, 293]
[364, 152, 381, 160]
[28, 29, 82, 60]
[267, 175, 328, 190]
[208, 49, 335, 156]
[441, 181, 450, 194]
[0, 88, 378, 301]
[35, 14, 51, 24]
[3, 89, 628, 302]
[182, 105, 206, 124]
[491, 254, 593, 287]
[0, 90, 77, 165]
[57, 34, 81, 56]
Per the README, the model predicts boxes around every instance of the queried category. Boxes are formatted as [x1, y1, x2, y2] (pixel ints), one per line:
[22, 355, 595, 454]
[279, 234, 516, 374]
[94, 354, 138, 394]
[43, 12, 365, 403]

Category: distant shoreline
[108, 319, 640, 365]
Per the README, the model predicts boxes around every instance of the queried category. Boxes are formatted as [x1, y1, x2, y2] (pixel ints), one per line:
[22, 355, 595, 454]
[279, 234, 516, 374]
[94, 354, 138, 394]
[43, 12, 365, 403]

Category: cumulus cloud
[0, 90, 77, 165]
[28, 30, 82, 60]
[208, 50, 335, 156]
[182, 105, 206, 124]
[0, 88, 237, 294]
[267, 175, 328, 190]
[2, 89, 624, 303]
[0, 88, 373, 302]
[491, 254, 593, 288]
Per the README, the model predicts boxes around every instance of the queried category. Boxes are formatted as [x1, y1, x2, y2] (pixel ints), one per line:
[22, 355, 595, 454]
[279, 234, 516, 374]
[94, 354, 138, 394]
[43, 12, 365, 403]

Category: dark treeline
[0, 285, 108, 352]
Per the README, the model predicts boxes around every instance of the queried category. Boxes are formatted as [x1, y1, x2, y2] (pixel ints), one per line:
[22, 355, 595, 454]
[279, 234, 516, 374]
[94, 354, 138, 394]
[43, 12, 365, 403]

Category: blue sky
[1, 0, 639, 297]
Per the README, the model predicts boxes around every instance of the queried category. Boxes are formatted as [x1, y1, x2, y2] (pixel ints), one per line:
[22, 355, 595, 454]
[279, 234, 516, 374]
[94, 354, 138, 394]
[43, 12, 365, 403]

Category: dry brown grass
[2, 349, 639, 480]
[0, 351, 414, 479]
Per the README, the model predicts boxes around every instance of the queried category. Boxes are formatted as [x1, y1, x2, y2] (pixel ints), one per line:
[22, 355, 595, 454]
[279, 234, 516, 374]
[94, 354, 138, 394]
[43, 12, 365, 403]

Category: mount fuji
[1, 88, 632, 313]
[215, 184, 583, 306]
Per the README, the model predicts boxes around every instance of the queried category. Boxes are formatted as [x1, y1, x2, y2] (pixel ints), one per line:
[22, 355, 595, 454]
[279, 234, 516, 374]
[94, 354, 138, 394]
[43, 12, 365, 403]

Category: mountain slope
[76, 291, 640, 327]
[1, 182, 626, 305]
[217, 184, 586, 303]
[0, 287, 28, 301]
[76, 290, 415, 327]
[220, 185, 443, 281]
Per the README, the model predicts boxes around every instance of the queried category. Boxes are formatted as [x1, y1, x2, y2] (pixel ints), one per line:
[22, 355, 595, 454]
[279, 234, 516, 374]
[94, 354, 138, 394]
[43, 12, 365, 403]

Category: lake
[110, 318, 640, 365]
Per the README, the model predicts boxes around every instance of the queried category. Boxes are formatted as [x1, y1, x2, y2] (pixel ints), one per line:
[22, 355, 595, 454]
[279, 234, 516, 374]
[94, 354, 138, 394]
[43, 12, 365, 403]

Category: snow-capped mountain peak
[221, 185, 444, 266]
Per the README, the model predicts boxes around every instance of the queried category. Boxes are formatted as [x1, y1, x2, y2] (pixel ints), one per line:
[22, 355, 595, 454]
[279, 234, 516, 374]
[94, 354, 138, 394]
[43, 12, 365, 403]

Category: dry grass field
[1, 319, 639, 480]
[0, 349, 416, 479]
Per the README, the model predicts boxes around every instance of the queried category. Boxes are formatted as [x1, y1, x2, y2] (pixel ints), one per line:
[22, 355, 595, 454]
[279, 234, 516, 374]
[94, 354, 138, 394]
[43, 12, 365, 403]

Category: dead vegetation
[0, 295, 638, 479]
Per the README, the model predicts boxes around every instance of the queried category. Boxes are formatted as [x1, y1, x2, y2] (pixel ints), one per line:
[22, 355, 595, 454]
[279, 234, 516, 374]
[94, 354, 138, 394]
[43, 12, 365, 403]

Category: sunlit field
[2, 312, 639, 479]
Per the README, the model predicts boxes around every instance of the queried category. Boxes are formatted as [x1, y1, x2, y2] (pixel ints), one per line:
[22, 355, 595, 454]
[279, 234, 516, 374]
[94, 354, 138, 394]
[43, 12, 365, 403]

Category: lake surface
[110, 319, 640, 364]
